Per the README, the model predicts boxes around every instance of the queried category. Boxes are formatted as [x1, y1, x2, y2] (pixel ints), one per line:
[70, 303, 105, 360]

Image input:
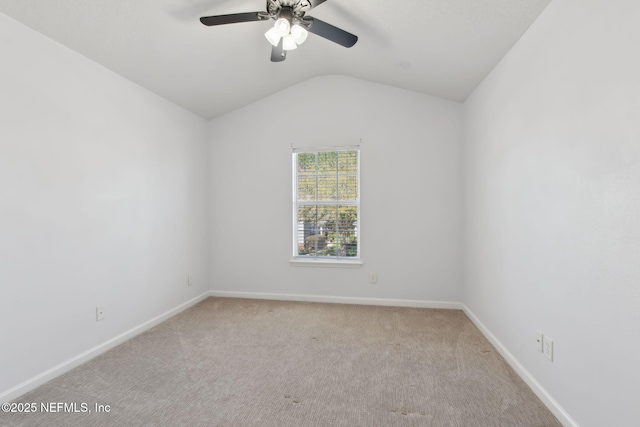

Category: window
[292, 148, 360, 262]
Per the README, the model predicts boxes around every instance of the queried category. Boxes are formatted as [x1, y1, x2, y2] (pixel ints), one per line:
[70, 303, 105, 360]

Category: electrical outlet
[369, 272, 377, 284]
[543, 336, 553, 361]
[536, 331, 543, 352]
[96, 306, 105, 321]
[188, 274, 193, 286]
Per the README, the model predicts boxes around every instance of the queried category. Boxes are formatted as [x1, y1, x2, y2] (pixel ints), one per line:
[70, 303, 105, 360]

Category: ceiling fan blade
[306, 0, 328, 9]
[200, 12, 266, 26]
[305, 17, 357, 48]
[271, 38, 286, 62]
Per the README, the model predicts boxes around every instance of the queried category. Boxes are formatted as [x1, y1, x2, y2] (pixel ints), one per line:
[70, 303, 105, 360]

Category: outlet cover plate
[543, 336, 553, 361]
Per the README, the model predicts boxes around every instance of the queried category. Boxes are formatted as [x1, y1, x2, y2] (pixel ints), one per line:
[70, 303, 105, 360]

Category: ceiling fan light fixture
[283, 35, 298, 51]
[273, 18, 291, 37]
[264, 27, 282, 46]
[290, 24, 308, 45]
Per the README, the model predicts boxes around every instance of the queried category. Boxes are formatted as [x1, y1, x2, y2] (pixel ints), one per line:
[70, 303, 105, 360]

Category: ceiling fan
[200, 0, 358, 62]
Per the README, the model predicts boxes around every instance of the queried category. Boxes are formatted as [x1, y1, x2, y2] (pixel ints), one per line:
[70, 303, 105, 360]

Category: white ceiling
[0, 0, 551, 120]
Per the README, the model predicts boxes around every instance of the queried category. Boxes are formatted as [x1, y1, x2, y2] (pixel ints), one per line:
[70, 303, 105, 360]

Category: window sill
[289, 258, 363, 268]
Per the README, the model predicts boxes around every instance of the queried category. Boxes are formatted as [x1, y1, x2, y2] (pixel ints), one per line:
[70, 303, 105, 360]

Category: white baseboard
[461, 305, 579, 427]
[0, 292, 210, 403]
[208, 290, 464, 310]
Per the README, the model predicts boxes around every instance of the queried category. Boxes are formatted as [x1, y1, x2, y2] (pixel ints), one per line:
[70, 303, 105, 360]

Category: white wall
[8, 1, 638, 423]
[463, 0, 640, 426]
[209, 76, 463, 302]
[0, 13, 210, 397]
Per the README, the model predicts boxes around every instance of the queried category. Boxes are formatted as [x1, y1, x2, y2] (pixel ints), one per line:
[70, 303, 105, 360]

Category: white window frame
[290, 146, 362, 268]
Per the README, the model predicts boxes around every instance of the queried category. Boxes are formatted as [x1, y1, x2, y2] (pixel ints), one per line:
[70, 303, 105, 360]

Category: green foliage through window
[294, 149, 359, 258]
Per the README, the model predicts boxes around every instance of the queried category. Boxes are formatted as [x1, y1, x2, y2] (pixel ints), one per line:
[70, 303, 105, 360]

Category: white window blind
[292, 148, 360, 259]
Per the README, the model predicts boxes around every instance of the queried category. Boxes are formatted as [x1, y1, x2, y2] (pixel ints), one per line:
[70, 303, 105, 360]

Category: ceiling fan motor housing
[268, 0, 309, 22]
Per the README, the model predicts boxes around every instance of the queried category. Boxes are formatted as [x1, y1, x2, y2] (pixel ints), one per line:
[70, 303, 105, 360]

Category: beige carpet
[2, 297, 561, 426]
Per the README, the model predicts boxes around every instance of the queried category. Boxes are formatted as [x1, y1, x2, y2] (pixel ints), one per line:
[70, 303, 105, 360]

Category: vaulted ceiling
[0, 0, 551, 119]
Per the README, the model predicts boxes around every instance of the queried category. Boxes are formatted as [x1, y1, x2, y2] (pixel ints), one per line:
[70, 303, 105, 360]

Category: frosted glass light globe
[274, 18, 291, 37]
[291, 24, 308, 45]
